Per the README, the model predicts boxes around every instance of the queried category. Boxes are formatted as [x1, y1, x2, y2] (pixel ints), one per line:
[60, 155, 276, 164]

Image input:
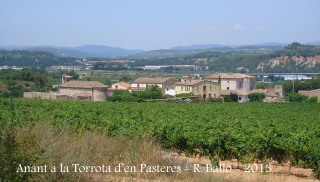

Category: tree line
[0, 50, 80, 67]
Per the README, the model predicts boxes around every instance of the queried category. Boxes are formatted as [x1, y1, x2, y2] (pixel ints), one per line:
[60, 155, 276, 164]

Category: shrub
[132, 91, 163, 100]
[307, 96, 318, 103]
[163, 94, 174, 99]
[248, 93, 266, 102]
[108, 95, 140, 102]
[175, 93, 192, 98]
[288, 92, 308, 102]
[113, 90, 130, 96]
[224, 96, 233, 102]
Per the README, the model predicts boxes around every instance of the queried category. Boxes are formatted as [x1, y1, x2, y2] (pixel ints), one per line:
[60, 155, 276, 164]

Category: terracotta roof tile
[204, 73, 256, 79]
[115, 82, 131, 89]
[60, 81, 108, 88]
[175, 80, 203, 86]
[133, 77, 172, 84]
[299, 89, 320, 96]
[251, 89, 268, 93]
[164, 84, 175, 89]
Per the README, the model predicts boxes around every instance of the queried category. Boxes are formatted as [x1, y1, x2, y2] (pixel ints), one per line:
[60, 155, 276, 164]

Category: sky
[1, 0, 320, 50]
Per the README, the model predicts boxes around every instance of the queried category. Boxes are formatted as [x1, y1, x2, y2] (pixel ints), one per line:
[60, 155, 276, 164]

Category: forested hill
[1, 43, 320, 73]
[191, 42, 320, 73]
[129, 42, 320, 73]
[0, 50, 80, 67]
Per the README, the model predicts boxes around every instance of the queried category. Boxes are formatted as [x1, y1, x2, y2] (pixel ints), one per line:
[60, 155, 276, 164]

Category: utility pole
[292, 74, 296, 92]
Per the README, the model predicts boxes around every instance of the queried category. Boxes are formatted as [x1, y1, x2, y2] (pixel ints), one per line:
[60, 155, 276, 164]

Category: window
[146, 84, 148, 89]
[227, 81, 229, 83]
[238, 96, 242, 101]
[181, 87, 183, 91]
[115, 85, 118, 89]
[209, 94, 212, 98]
[167, 89, 169, 91]
[210, 86, 212, 91]
[227, 87, 230, 90]
[137, 84, 139, 88]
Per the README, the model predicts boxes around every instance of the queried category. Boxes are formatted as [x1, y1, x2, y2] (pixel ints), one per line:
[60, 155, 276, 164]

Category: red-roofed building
[111, 82, 131, 90]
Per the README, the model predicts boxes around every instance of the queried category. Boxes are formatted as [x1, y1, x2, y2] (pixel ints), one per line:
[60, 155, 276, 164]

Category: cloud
[233, 23, 245, 31]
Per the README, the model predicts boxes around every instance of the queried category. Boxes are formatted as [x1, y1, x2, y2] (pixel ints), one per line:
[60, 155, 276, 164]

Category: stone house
[204, 73, 256, 102]
[164, 84, 176, 96]
[59, 81, 108, 101]
[175, 80, 220, 99]
[251, 85, 284, 103]
[204, 73, 256, 91]
[111, 82, 131, 91]
[298, 89, 320, 102]
[131, 77, 176, 95]
[220, 90, 250, 103]
[108, 82, 131, 97]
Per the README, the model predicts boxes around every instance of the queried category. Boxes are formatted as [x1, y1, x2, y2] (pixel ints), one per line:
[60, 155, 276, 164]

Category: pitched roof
[204, 73, 256, 79]
[251, 89, 268, 93]
[164, 84, 175, 89]
[114, 82, 131, 89]
[60, 81, 108, 88]
[175, 80, 203, 86]
[133, 77, 172, 84]
[298, 89, 320, 96]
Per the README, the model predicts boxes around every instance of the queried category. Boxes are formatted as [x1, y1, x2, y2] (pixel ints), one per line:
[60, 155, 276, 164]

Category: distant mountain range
[307, 41, 320, 46]
[170, 42, 289, 51]
[0, 41, 319, 58]
[0, 45, 144, 58]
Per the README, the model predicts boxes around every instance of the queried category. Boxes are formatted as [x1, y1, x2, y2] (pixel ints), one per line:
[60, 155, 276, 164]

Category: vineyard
[1, 98, 320, 179]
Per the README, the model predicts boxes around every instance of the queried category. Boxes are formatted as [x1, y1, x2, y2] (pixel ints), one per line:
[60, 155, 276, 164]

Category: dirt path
[167, 152, 319, 182]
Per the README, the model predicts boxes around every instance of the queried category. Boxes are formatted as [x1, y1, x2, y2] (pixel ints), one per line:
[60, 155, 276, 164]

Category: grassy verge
[1, 122, 230, 182]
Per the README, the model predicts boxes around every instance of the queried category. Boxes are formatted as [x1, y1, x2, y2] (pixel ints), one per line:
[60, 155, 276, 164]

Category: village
[23, 72, 319, 103]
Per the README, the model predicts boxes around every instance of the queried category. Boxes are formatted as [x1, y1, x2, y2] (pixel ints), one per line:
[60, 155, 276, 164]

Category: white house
[131, 77, 176, 95]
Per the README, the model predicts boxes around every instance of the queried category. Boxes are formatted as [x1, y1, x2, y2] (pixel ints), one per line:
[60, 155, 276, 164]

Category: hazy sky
[1, 0, 319, 50]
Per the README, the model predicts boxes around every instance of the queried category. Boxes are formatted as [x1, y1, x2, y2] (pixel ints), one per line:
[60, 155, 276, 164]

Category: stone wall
[93, 88, 108, 101]
[23, 92, 58, 100]
[24, 87, 108, 101]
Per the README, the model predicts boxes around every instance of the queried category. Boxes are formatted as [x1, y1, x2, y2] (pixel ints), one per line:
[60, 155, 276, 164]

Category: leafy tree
[133, 91, 163, 100]
[230, 92, 239, 102]
[288, 92, 308, 102]
[148, 85, 161, 92]
[108, 95, 140, 102]
[0, 50, 79, 67]
[223, 95, 233, 102]
[256, 83, 268, 89]
[113, 90, 130, 95]
[248, 93, 266, 102]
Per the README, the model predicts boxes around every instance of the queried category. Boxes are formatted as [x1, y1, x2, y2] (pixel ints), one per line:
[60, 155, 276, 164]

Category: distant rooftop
[205, 73, 256, 79]
[60, 81, 108, 88]
[175, 80, 203, 86]
[133, 77, 172, 84]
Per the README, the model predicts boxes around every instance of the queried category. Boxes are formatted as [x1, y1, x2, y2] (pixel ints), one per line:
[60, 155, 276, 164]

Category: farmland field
[1, 98, 320, 180]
